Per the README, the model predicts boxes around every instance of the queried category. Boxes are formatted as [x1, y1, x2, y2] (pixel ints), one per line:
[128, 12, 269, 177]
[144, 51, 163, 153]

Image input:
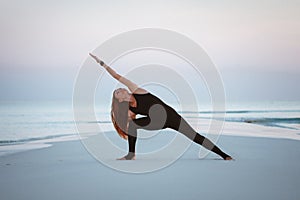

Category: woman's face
[114, 88, 129, 102]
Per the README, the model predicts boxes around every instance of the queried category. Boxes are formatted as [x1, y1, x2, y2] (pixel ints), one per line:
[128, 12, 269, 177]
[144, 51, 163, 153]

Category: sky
[0, 0, 299, 103]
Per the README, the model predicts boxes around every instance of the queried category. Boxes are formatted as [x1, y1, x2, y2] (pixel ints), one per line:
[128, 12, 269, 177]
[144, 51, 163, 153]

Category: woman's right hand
[89, 53, 105, 66]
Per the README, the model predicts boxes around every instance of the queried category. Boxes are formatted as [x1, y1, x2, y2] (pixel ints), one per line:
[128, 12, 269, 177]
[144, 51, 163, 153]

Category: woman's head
[111, 88, 132, 140]
[113, 88, 130, 102]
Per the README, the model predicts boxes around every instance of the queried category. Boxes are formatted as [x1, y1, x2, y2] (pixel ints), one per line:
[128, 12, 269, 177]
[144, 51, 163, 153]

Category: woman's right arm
[89, 53, 147, 94]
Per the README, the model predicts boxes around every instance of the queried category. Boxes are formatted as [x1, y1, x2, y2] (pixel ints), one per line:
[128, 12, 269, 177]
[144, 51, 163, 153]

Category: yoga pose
[90, 53, 233, 161]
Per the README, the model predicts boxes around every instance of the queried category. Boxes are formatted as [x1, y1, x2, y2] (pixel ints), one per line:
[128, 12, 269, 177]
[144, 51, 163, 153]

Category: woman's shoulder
[132, 87, 149, 95]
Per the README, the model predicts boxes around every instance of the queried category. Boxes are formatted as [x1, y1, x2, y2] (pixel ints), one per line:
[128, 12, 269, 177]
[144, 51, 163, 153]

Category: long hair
[111, 94, 134, 140]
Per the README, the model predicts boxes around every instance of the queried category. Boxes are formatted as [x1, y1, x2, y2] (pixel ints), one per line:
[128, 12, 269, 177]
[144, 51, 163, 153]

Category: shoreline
[1, 118, 300, 157]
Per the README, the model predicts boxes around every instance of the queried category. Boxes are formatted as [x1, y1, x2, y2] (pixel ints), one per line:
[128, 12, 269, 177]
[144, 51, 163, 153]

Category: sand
[1, 134, 299, 200]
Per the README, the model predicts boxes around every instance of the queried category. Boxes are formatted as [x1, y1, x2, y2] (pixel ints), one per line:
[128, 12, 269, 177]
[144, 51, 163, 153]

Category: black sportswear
[125, 93, 230, 160]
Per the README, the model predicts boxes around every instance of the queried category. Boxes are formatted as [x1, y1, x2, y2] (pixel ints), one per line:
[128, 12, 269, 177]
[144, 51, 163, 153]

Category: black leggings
[126, 106, 230, 160]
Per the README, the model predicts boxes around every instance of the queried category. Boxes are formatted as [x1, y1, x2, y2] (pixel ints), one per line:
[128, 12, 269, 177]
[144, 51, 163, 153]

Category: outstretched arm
[89, 53, 147, 94]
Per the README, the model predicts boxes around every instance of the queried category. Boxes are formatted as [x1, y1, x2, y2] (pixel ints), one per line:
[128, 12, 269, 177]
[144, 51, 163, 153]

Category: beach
[1, 132, 300, 200]
[1, 101, 300, 199]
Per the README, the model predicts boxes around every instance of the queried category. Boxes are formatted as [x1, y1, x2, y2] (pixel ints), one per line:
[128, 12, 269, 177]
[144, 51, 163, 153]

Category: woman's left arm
[89, 53, 147, 94]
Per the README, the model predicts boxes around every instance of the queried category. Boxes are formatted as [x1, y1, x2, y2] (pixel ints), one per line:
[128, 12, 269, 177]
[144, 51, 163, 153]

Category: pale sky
[0, 0, 299, 102]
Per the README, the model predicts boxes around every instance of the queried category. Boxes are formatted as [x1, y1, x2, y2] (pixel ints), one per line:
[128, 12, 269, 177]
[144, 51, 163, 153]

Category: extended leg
[168, 114, 231, 160]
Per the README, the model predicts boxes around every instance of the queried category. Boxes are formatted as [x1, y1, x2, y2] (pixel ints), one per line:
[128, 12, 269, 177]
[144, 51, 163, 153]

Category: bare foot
[225, 156, 234, 160]
[116, 154, 136, 160]
[116, 157, 126, 160]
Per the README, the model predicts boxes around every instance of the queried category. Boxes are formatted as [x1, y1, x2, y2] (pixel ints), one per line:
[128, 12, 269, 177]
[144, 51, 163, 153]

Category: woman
[89, 53, 233, 161]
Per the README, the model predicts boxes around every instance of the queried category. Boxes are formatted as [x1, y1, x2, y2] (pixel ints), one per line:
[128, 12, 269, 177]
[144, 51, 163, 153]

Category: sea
[0, 100, 299, 156]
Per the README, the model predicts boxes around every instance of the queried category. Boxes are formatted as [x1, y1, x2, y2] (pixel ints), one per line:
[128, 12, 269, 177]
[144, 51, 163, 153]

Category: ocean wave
[232, 118, 299, 130]
[184, 115, 300, 130]
[4, 120, 112, 125]
[0, 133, 73, 146]
[179, 110, 300, 114]
[235, 117, 300, 124]
[234, 117, 300, 130]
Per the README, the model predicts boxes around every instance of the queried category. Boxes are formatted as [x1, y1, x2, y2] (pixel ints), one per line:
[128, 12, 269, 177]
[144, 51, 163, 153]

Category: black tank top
[129, 93, 167, 116]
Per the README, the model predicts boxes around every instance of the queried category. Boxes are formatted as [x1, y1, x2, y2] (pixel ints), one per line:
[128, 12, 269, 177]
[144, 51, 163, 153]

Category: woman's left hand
[89, 53, 105, 66]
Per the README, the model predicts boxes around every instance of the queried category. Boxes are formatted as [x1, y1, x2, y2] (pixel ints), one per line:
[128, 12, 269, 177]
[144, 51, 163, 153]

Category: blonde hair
[111, 94, 135, 140]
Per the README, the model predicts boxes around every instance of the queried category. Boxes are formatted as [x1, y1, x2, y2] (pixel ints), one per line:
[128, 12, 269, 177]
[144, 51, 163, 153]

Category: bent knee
[128, 120, 137, 129]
